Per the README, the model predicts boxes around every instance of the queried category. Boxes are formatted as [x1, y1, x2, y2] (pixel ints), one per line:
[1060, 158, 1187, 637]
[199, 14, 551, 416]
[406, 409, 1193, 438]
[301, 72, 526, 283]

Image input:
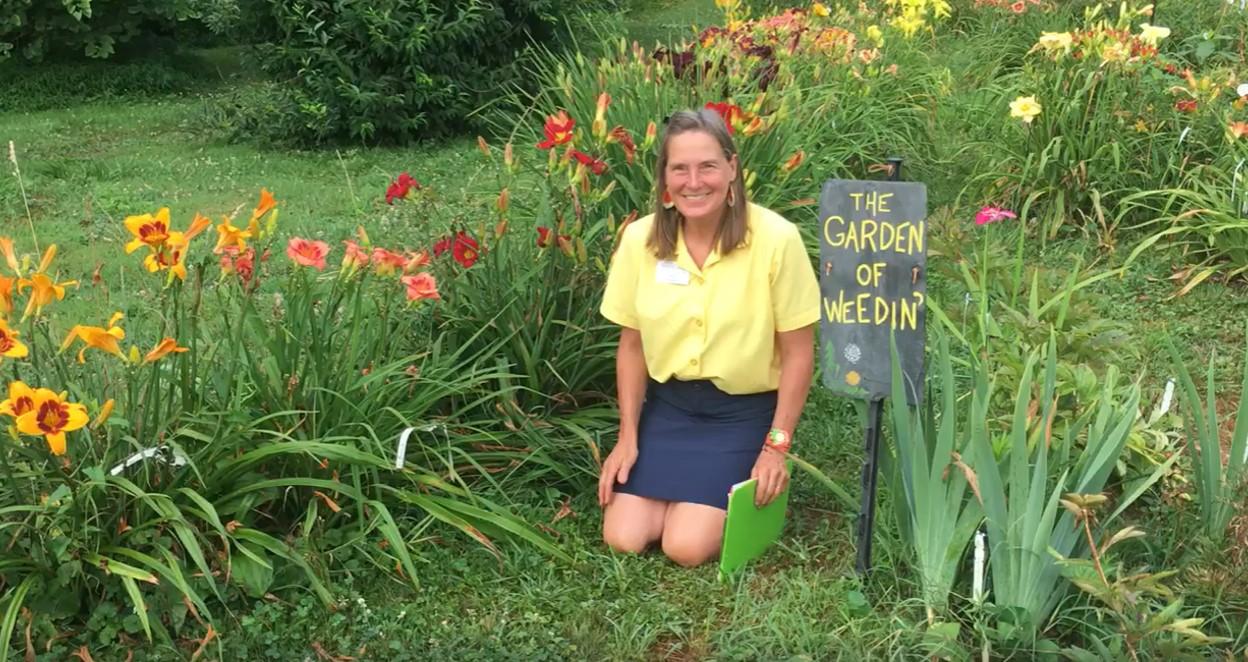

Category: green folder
[718, 470, 791, 579]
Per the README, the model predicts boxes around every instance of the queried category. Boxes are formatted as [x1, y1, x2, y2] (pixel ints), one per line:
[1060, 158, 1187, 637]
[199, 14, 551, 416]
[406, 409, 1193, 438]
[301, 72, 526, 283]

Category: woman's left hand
[750, 448, 789, 507]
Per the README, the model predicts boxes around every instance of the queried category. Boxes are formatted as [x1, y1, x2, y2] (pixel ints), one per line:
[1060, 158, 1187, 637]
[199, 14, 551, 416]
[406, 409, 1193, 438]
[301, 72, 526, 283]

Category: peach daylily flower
[286, 238, 330, 270]
[401, 272, 440, 302]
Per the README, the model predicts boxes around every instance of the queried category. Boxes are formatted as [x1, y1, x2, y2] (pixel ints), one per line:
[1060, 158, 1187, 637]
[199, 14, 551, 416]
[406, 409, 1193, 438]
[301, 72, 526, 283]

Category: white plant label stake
[972, 529, 986, 603]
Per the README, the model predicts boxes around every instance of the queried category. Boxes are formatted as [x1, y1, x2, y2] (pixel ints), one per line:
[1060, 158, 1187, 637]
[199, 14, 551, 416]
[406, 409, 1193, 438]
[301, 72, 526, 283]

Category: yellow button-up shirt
[600, 203, 821, 395]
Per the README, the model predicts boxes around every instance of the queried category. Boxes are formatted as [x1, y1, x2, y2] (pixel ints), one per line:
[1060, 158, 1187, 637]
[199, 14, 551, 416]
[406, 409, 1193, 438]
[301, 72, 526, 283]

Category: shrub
[244, 0, 615, 145]
[0, 0, 196, 62]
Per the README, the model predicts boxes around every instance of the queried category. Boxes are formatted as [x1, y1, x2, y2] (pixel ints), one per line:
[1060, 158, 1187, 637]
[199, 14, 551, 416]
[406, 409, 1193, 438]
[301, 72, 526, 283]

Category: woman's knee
[661, 534, 718, 567]
[603, 523, 654, 554]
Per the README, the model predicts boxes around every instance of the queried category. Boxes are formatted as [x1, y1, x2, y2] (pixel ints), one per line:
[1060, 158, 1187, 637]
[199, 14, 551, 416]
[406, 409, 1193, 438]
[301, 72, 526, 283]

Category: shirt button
[690, 358, 698, 366]
[695, 319, 704, 327]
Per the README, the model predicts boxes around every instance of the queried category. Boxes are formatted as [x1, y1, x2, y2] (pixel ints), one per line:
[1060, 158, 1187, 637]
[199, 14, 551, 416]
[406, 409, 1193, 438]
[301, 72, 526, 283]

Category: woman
[597, 108, 821, 567]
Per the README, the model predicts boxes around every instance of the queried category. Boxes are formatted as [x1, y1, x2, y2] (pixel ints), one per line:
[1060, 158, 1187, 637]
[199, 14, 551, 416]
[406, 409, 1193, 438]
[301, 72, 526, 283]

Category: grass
[3, 0, 1248, 659]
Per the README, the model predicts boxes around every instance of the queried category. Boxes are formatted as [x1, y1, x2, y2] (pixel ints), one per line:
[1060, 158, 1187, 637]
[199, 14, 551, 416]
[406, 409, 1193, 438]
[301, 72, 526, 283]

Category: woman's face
[664, 130, 738, 222]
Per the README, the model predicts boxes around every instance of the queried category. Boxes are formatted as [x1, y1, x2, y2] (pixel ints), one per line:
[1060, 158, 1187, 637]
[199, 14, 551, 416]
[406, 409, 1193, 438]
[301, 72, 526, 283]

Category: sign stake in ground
[816, 158, 927, 575]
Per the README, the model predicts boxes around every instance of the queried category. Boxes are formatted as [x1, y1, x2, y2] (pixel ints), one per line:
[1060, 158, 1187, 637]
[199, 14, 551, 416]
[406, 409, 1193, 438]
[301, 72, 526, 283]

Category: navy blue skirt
[615, 379, 777, 510]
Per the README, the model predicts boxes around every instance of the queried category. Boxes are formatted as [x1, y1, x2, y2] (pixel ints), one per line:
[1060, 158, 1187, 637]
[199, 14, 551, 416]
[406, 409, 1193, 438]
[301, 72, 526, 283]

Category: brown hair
[647, 109, 749, 260]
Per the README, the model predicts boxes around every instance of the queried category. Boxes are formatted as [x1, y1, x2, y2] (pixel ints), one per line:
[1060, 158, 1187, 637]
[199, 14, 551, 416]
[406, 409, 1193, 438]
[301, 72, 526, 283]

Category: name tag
[655, 260, 691, 286]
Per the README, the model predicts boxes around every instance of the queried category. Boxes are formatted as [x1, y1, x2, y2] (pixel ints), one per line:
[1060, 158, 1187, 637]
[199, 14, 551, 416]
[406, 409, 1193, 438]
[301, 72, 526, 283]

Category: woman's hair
[647, 109, 749, 260]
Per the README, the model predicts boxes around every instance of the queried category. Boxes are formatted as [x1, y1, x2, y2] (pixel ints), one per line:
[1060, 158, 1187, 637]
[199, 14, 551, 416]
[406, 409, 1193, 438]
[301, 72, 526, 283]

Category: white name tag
[655, 260, 690, 285]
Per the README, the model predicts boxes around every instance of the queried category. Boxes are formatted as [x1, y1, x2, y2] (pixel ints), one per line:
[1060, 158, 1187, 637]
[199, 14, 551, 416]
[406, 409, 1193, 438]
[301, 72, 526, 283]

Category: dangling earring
[727, 186, 736, 208]
[662, 190, 676, 210]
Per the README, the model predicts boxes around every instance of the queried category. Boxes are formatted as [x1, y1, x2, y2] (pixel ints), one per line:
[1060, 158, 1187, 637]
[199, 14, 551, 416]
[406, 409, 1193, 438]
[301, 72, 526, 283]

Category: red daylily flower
[433, 236, 452, 257]
[705, 101, 746, 133]
[536, 227, 571, 249]
[537, 111, 576, 150]
[452, 231, 480, 268]
[569, 150, 608, 175]
[1175, 98, 1198, 113]
[608, 126, 637, 165]
[386, 172, 421, 204]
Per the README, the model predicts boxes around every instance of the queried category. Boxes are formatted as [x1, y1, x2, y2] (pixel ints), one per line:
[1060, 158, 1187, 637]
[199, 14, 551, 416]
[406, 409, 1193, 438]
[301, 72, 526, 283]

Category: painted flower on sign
[975, 206, 1017, 226]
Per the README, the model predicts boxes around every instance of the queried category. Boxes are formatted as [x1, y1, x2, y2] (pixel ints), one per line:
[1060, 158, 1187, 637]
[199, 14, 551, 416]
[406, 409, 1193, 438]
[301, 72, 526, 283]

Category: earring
[727, 186, 736, 208]
[662, 190, 675, 210]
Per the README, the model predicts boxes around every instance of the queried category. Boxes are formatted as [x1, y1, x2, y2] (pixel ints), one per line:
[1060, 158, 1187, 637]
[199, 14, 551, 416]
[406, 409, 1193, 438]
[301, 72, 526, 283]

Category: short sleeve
[770, 223, 821, 332]
[600, 225, 643, 328]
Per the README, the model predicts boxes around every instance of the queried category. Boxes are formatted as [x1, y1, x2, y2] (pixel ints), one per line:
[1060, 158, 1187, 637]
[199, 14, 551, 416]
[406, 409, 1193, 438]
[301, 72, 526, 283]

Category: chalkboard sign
[817, 179, 927, 405]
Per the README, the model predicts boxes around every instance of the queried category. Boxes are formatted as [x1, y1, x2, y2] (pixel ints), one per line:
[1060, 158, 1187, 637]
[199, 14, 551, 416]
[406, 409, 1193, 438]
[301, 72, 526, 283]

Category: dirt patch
[648, 633, 710, 662]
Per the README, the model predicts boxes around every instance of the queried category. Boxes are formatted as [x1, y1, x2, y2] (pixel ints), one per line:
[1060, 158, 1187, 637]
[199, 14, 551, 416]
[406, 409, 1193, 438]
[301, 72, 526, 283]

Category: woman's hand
[751, 448, 790, 507]
[598, 437, 638, 507]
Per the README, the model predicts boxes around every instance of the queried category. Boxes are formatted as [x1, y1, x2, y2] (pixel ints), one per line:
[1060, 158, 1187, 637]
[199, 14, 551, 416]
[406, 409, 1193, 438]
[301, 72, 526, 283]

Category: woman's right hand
[598, 438, 638, 507]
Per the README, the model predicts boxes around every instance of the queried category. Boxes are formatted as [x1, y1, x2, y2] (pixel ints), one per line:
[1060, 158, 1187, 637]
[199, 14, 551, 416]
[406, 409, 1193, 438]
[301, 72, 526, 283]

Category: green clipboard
[718, 467, 791, 579]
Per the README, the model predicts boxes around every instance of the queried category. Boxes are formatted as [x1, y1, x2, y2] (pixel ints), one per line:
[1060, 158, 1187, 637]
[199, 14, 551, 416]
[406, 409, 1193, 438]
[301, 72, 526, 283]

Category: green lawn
[2, 1, 1248, 659]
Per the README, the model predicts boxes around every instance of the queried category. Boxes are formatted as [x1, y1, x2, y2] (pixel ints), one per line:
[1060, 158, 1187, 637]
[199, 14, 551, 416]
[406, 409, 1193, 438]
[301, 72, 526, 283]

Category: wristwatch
[764, 428, 792, 454]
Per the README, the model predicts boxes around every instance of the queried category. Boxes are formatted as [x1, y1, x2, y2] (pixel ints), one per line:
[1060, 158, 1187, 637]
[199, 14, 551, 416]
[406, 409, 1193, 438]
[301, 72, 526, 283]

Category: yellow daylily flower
[124, 207, 173, 254]
[213, 218, 253, 255]
[1037, 32, 1073, 53]
[15, 388, 88, 456]
[812, 3, 830, 17]
[143, 337, 189, 364]
[0, 381, 36, 419]
[1139, 23, 1170, 46]
[60, 312, 127, 364]
[0, 318, 29, 361]
[1009, 95, 1042, 124]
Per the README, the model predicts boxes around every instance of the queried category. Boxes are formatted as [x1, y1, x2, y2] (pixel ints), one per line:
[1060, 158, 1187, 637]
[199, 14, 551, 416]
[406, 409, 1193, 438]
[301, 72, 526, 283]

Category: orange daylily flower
[0, 237, 21, 275]
[0, 318, 28, 361]
[60, 312, 126, 364]
[247, 188, 279, 237]
[144, 337, 189, 364]
[592, 92, 611, 139]
[124, 208, 173, 254]
[782, 149, 806, 172]
[0, 275, 15, 316]
[1229, 121, 1248, 140]
[0, 381, 37, 419]
[16, 388, 88, 456]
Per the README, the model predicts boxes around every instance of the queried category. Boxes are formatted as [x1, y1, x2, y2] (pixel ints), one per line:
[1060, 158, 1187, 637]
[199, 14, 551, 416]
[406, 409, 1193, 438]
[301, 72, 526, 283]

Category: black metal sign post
[816, 158, 927, 576]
